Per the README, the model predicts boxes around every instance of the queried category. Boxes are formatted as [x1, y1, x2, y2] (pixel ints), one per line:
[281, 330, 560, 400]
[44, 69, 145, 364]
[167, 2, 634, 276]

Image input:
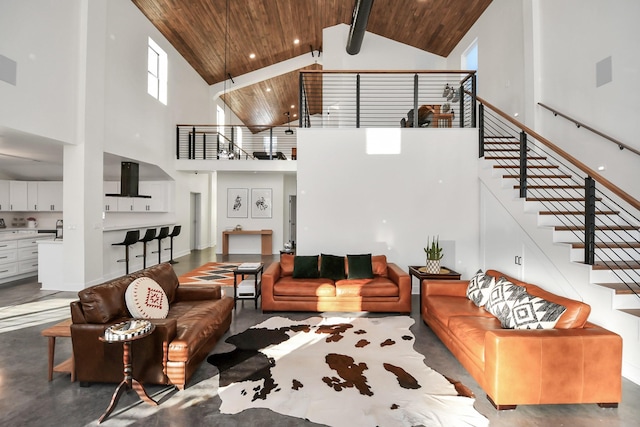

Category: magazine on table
[237, 262, 262, 270]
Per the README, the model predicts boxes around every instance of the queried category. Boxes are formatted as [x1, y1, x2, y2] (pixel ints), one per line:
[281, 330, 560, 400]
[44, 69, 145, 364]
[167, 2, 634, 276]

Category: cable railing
[479, 97, 640, 299]
[538, 103, 640, 157]
[176, 124, 297, 160]
[299, 70, 476, 129]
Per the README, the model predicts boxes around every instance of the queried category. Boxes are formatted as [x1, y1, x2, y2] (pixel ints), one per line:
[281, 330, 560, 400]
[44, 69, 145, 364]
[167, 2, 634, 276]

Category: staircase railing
[538, 103, 640, 157]
[478, 96, 640, 299]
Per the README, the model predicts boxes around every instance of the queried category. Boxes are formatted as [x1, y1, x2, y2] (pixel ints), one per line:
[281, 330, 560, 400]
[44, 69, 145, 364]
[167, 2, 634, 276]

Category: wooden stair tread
[503, 174, 572, 179]
[493, 164, 558, 169]
[514, 184, 582, 189]
[591, 261, 640, 270]
[594, 283, 640, 294]
[540, 210, 619, 215]
[526, 197, 602, 202]
[619, 309, 640, 318]
[570, 242, 640, 249]
[555, 225, 638, 231]
[485, 156, 546, 160]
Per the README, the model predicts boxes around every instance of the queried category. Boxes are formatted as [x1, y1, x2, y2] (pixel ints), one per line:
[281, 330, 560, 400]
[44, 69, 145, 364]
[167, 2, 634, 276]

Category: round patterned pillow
[125, 277, 169, 319]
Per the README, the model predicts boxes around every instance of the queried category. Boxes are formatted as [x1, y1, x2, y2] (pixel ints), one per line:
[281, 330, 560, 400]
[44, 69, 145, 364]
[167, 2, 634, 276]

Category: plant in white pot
[424, 236, 443, 274]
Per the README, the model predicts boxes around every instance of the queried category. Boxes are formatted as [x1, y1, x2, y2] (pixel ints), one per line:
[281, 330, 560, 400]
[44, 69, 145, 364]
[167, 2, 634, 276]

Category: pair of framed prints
[227, 188, 272, 218]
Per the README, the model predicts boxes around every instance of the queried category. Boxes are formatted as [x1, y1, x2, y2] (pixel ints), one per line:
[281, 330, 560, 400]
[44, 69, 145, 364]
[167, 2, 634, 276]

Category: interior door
[190, 192, 201, 250]
[289, 195, 297, 245]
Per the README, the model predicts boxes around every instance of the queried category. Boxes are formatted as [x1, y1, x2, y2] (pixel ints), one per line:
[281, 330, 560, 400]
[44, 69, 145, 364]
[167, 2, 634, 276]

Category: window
[147, 37, 167, 104]
[235, 127, 243, 149]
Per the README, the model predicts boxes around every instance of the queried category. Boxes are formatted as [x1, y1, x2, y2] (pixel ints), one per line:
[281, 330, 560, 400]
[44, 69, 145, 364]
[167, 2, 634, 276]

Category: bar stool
[165, 225, 181, 264]
[136, 228, 156, 269]
[112, 230, 140, 274]
[152, 226, 170, 264]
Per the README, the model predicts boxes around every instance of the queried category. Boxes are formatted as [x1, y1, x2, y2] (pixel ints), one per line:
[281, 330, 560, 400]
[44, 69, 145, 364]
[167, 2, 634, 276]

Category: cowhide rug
[207, 316, 488, 427]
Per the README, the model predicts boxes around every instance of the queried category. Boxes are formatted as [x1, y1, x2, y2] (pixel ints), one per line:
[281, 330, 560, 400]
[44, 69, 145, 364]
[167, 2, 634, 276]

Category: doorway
[190, 192, 201, 250]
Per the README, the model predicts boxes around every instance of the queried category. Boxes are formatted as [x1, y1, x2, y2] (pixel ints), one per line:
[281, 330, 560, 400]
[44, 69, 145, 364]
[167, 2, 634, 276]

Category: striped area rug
[177, 262, 241, 287]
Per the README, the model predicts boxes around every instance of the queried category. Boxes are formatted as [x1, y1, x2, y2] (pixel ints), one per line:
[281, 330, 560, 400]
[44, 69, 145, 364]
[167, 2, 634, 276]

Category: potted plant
[424, 236, 443, 274]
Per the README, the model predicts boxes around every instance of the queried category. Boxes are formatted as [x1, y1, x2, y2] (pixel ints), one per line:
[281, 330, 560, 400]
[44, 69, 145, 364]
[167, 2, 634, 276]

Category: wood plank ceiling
[131, 0, 492, 132]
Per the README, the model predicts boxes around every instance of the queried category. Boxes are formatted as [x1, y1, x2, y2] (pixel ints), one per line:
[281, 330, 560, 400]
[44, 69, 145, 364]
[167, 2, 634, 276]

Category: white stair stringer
[478, 157, 640, 386]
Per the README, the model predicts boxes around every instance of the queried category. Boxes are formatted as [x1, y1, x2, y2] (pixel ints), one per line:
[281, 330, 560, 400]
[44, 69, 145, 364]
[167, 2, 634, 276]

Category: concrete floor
[0, 248, 639, 426]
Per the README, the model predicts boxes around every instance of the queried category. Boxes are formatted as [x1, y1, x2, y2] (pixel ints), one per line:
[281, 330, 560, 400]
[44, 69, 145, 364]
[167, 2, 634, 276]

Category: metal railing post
[519, 131, 528, 198]
[269, 127, 274, 159]
[471, 74, 477, 128]
[203, 133, 207, 160]
[584, 176, 596, 265]
[459, 84, 464, 128]
[176, 126, 180, 159]
[356, 74, 361, 128]
[190, 126, 196, 159]
[478, 103, 485, 158]
[299, 73, 304, 128]
[413, 74, 419, 128]
[216, 132, 220, 160]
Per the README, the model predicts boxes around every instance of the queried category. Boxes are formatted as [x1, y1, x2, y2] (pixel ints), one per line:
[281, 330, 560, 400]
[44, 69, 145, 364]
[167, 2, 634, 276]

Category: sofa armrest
[175, 285, 222, 301]
[483, 325, 622, 405]
[387, 263, 410, 292]
[422, 279, 468, 297]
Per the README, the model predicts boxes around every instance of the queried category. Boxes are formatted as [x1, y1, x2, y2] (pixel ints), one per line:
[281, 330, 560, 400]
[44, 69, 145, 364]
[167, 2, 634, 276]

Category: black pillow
[347, 254, 374, 279]
[292, 255, 319, 279]
[320, 254, 346, 280]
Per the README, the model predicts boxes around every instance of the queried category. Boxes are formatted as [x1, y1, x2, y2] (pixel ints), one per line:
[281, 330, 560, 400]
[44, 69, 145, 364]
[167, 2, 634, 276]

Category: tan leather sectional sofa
[421, 269, 622, 410]
[70, 263, 234, 389]
[261, 254, 411, 313]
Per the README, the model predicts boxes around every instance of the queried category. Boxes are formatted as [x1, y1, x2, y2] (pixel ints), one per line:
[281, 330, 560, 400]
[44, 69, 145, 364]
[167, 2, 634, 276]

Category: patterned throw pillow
[466, 269, 496, 307]
[510, 292, 567, 329]
[125, 277, 169, 319]
[485, 277, 525, 328]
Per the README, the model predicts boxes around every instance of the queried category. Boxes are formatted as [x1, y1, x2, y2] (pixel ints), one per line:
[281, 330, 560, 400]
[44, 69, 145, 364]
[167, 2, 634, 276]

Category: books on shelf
[237, 262, 262, 270]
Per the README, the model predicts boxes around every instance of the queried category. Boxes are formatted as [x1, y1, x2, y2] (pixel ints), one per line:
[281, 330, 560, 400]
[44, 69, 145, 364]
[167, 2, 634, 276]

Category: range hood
[105, 161, 151, 198]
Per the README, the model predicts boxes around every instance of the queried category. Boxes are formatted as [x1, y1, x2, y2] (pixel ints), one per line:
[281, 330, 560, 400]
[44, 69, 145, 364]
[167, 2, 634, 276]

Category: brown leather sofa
[262, 254, 411, 313]
[70, 263, 234, 389]
[421, 269, 622, 409]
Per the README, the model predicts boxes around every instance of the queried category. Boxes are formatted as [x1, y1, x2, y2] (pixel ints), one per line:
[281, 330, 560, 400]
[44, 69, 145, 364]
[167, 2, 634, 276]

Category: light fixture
[291, 104, 295, 109]
[249, 53, 256, 59]
[284, 111, 294, 135]
[294, 39, 300, 44]
[266, 87, 271, 92]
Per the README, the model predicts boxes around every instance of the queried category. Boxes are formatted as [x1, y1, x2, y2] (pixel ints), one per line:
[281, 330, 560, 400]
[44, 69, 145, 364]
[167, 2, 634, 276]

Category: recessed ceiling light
[290, 104, 295, 109]
[293, 113, 297, 117]
[294, 39, 300, 44]
[266, 87, 271, 92]
[249, 53, 256, 59]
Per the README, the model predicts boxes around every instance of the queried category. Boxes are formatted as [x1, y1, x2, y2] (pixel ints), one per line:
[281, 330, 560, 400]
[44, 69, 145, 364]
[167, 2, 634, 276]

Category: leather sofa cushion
[281, 253, 294, 276]
[335, 277, 399, 297]
[273, 277, 336, 297]
[426, 295, 493, 327]
[166, 297, 234, 362]
[448, 316, 503, 367]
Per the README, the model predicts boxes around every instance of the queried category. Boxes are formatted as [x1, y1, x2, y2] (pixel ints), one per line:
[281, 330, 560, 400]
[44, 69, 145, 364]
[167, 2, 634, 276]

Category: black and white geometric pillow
[466, 269, 496, 307]
[510, 292, 567, 329]
[485, 277, 526, 328]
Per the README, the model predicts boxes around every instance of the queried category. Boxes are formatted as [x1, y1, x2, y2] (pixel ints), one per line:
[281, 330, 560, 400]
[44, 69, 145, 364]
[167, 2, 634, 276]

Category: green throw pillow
[292, 255, 320, 279]
[347, 254, 374, 279]
[320, 254, 346, 280]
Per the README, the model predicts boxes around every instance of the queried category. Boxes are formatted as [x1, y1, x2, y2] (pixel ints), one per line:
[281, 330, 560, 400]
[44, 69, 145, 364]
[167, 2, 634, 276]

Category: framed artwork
[251, 188, 272, 218]
[227, 188, 248, 218]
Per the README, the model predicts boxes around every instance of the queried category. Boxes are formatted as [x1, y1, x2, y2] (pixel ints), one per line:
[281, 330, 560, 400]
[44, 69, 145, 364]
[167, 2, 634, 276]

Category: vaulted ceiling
[131, 0, 492, 131]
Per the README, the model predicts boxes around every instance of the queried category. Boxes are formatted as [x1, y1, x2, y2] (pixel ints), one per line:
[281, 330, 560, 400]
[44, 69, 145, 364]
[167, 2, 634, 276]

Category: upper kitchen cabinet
[9, 181, 28, 211]
[0, 181, 9, 211]
[36, 182, 63, 211]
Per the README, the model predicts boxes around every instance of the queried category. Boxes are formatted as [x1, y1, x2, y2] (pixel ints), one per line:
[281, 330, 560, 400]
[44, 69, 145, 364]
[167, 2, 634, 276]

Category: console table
[222, 229, 272, 255]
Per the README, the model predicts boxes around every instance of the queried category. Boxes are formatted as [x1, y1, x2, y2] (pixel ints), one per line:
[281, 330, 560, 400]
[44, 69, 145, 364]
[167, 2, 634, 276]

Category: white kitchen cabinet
[0, 234, 53, 283]
[0, 180, 10, 211]
[27, 182, 38, 211]
[9, 181, 28, 211]
[133, 182, 168, 212]
[104, 182, 119, 212]
[37, 182, 63, 211]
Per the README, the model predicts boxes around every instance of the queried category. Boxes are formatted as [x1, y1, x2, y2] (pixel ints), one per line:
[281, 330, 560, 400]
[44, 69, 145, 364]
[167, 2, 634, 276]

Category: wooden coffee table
[41, 318, 75, 382]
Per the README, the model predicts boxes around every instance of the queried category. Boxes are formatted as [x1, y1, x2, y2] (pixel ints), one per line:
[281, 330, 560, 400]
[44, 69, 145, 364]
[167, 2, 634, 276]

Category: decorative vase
[425, 259, 440, 274]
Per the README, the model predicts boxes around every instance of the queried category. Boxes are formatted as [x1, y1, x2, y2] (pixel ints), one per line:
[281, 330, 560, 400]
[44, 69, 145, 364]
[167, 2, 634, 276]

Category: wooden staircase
[483, 137, 640, 316]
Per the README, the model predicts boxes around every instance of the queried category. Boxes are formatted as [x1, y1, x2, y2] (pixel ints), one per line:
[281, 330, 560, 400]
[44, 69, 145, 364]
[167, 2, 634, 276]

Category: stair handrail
[538, 103, 640, 157]
[477, 96, 640, 212]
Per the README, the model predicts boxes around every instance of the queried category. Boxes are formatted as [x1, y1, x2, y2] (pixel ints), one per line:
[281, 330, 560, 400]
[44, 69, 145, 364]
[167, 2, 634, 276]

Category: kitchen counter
[0, 229, 56, 241]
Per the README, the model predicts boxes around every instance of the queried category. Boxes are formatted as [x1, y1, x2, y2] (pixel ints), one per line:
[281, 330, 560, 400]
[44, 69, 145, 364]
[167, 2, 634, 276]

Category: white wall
[323, 24, 446, 70]
[216, 172, 291, 254]
[0, 0, 80, 144]
[297, 128, 479, 290]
